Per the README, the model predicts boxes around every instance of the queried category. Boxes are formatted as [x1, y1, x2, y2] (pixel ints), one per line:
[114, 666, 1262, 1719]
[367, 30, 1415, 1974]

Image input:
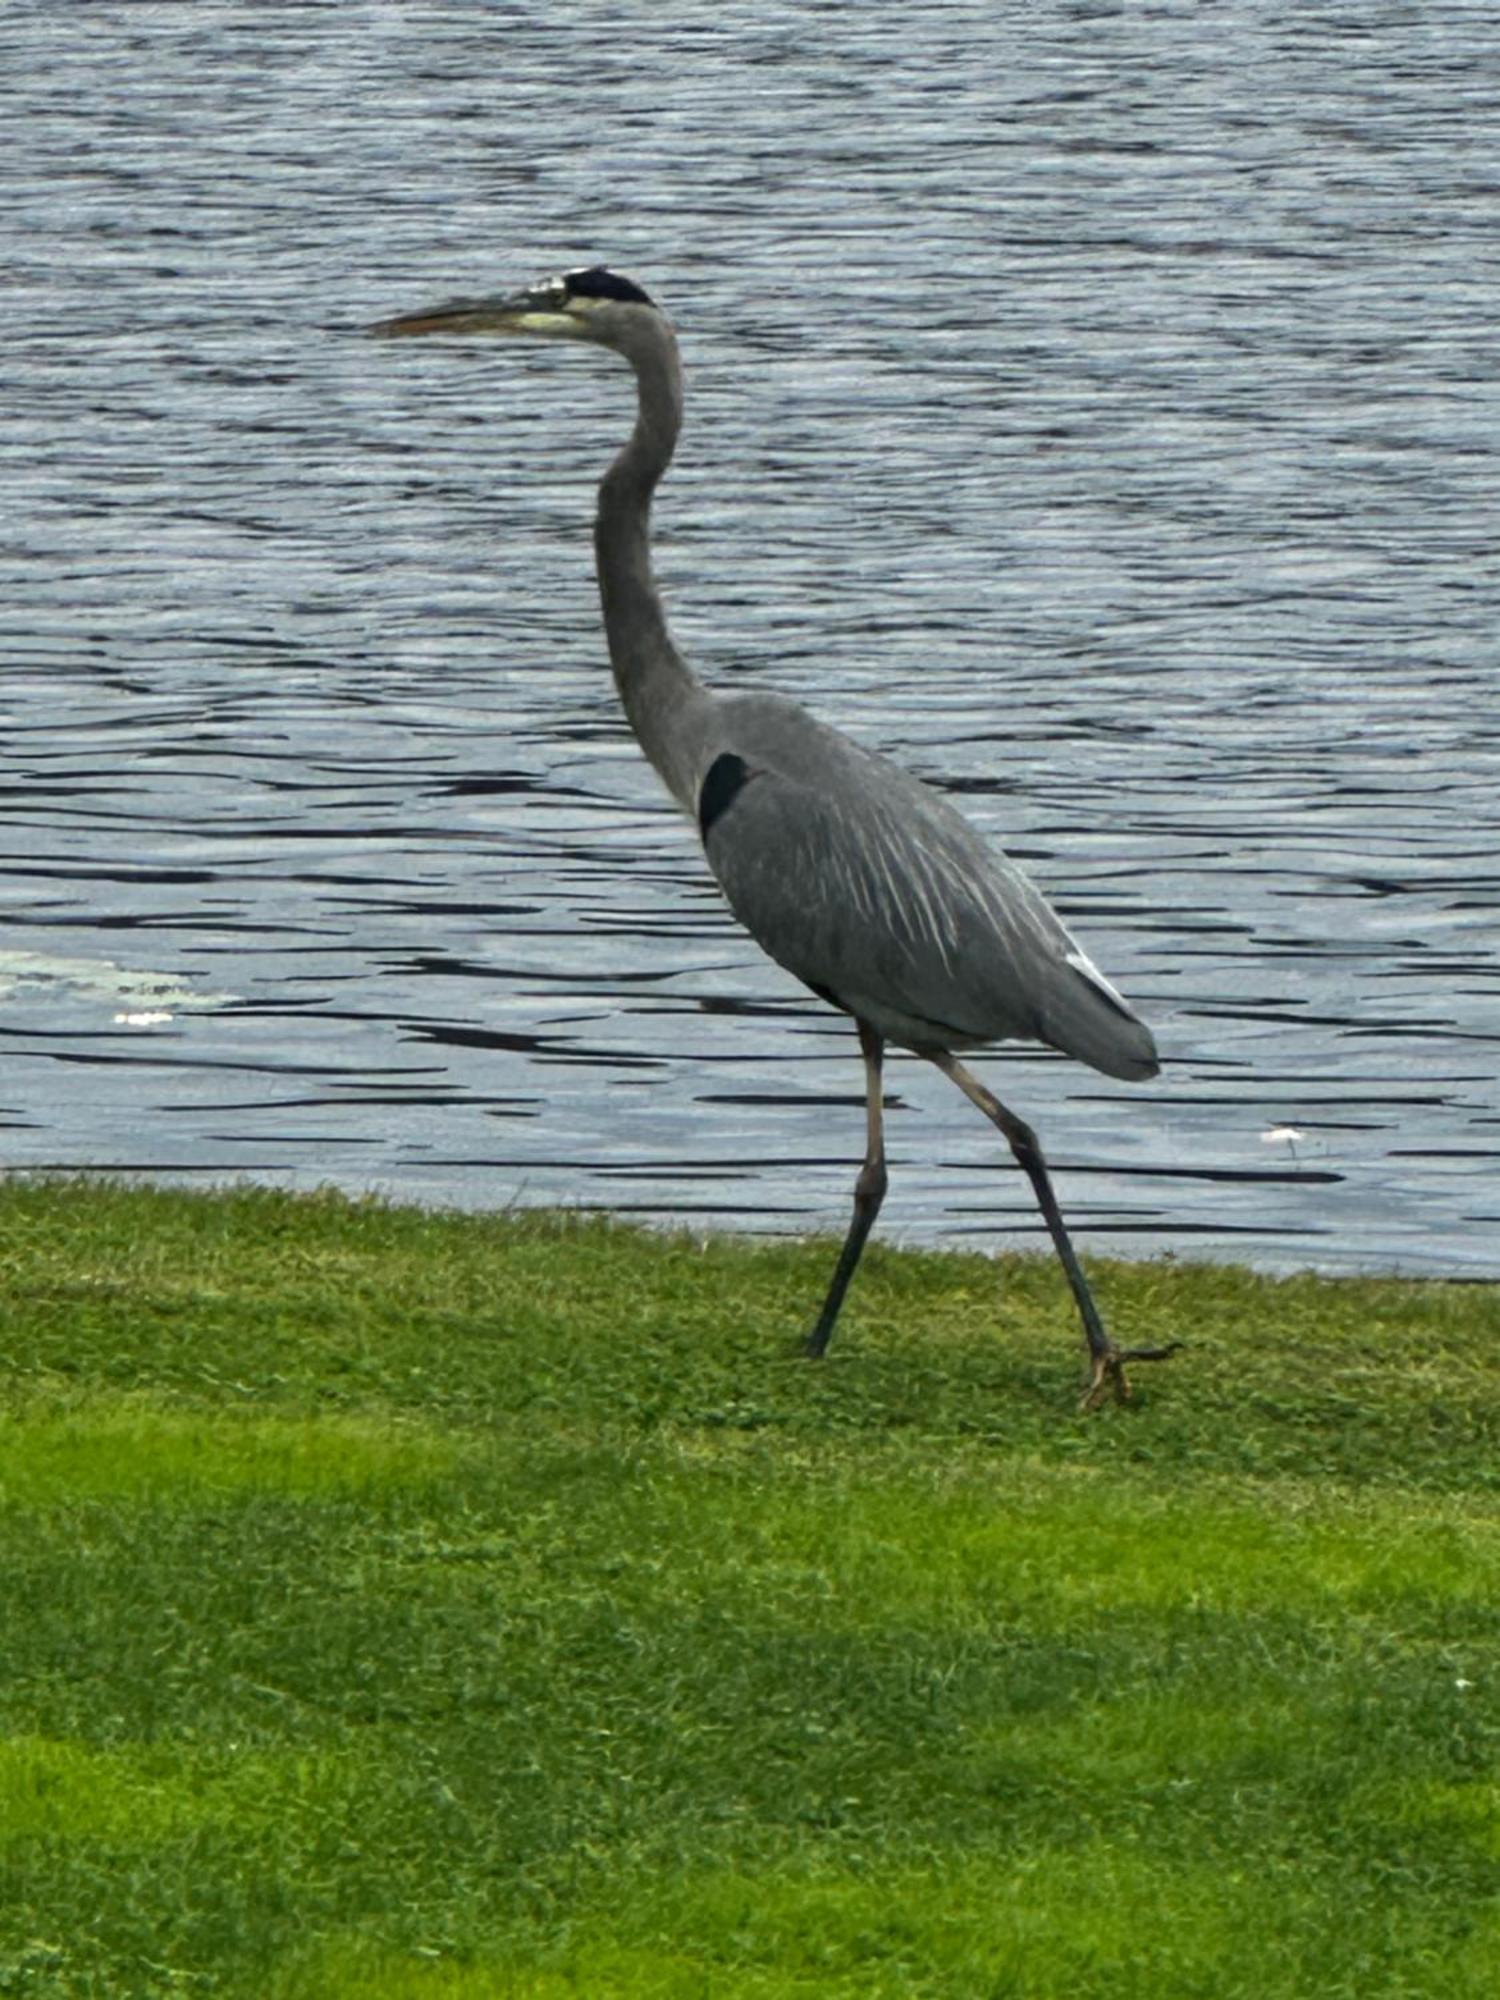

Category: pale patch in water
[0, 952, 235, 1019]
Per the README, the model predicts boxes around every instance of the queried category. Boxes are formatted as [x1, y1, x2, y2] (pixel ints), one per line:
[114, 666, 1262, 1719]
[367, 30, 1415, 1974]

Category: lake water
[5, 1, 1498, 1279]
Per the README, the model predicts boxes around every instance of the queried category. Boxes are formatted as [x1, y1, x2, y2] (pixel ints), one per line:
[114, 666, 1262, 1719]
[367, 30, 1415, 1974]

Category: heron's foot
[802, 1322, 833, 1360]
[1080, 1339, 1184, 1413]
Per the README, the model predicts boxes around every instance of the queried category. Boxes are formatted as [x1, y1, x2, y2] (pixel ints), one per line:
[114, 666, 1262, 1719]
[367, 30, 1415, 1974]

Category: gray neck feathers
[593, 321, 709, 811]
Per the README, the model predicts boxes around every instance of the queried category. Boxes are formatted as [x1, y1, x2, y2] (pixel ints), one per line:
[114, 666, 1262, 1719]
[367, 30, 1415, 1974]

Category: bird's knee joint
[856, 1159, 888, 1206]
[1005, 1118, 1042, 1165]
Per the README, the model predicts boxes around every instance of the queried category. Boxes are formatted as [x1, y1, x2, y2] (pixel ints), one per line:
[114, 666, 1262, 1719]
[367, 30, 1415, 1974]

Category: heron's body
[373, 266, 1178, 1405]
[694, 690, 1155, 1075]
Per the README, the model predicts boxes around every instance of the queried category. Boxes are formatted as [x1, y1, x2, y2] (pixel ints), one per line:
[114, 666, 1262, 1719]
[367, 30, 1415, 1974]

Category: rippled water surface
[6, 2, 1498, 1276]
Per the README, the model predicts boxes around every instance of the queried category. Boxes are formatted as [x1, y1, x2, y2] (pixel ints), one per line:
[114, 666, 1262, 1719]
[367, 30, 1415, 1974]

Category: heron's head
[369, 266, 661, 348]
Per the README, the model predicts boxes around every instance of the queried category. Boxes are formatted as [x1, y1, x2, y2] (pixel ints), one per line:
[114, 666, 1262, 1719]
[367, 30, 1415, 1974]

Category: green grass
[1, 1177, 1497, 1998]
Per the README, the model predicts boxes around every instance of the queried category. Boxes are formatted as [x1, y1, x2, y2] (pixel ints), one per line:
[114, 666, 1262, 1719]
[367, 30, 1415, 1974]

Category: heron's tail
[1040, 950, 1159, 1082]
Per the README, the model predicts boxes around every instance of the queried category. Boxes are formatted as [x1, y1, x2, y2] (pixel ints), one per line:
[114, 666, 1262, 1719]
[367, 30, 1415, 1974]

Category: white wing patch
[1065, 947, 1136, 1019]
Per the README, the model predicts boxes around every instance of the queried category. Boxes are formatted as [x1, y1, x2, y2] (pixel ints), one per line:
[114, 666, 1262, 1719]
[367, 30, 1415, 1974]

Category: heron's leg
[932, 1054, 1179, 1408]
[804, 1021, 888, 1358]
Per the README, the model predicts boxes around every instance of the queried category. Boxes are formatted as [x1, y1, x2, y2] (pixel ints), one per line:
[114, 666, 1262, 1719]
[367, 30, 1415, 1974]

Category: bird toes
[1079, 1339, 1184, 1413]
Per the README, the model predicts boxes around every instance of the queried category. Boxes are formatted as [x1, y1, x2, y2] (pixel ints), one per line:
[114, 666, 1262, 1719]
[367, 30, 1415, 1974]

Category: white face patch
[510, 308, 580, 333]
[524, 276, 607, 331]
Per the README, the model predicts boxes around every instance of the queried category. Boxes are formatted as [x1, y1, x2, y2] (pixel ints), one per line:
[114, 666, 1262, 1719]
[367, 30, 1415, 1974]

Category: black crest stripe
[563, 266, 655, 306]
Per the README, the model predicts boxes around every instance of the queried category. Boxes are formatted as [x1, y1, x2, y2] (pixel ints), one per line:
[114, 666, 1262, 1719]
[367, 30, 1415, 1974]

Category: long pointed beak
[368, 291, 535, 339]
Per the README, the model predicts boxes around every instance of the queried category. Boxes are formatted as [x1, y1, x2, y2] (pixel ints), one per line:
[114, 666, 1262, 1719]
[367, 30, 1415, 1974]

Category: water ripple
[3, 0, 1497, 1276]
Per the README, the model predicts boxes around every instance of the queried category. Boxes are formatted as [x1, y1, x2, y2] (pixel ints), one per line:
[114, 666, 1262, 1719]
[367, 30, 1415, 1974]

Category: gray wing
[696, 702, 1157, 1081]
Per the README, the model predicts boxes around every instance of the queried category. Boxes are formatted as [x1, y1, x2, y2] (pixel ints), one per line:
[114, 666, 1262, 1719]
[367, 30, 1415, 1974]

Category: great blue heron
[371, 265, 1179, 1407]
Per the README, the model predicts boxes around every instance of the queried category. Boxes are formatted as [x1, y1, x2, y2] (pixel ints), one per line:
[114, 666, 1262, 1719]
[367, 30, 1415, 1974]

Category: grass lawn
[1, 1178, 1498, 1997]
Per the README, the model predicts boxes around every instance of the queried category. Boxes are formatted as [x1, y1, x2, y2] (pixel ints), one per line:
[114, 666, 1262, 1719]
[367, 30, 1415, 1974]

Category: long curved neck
[594, 320, 707, 811]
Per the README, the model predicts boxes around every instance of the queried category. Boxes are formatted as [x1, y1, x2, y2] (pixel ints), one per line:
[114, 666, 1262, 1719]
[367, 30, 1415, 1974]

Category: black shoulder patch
[698, 752, 750, 841]
[563, 266, 656, 306]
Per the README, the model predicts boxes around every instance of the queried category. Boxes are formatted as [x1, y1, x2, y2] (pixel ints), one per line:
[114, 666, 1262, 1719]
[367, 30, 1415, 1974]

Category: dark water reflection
[4, 2, 1497, 1276]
